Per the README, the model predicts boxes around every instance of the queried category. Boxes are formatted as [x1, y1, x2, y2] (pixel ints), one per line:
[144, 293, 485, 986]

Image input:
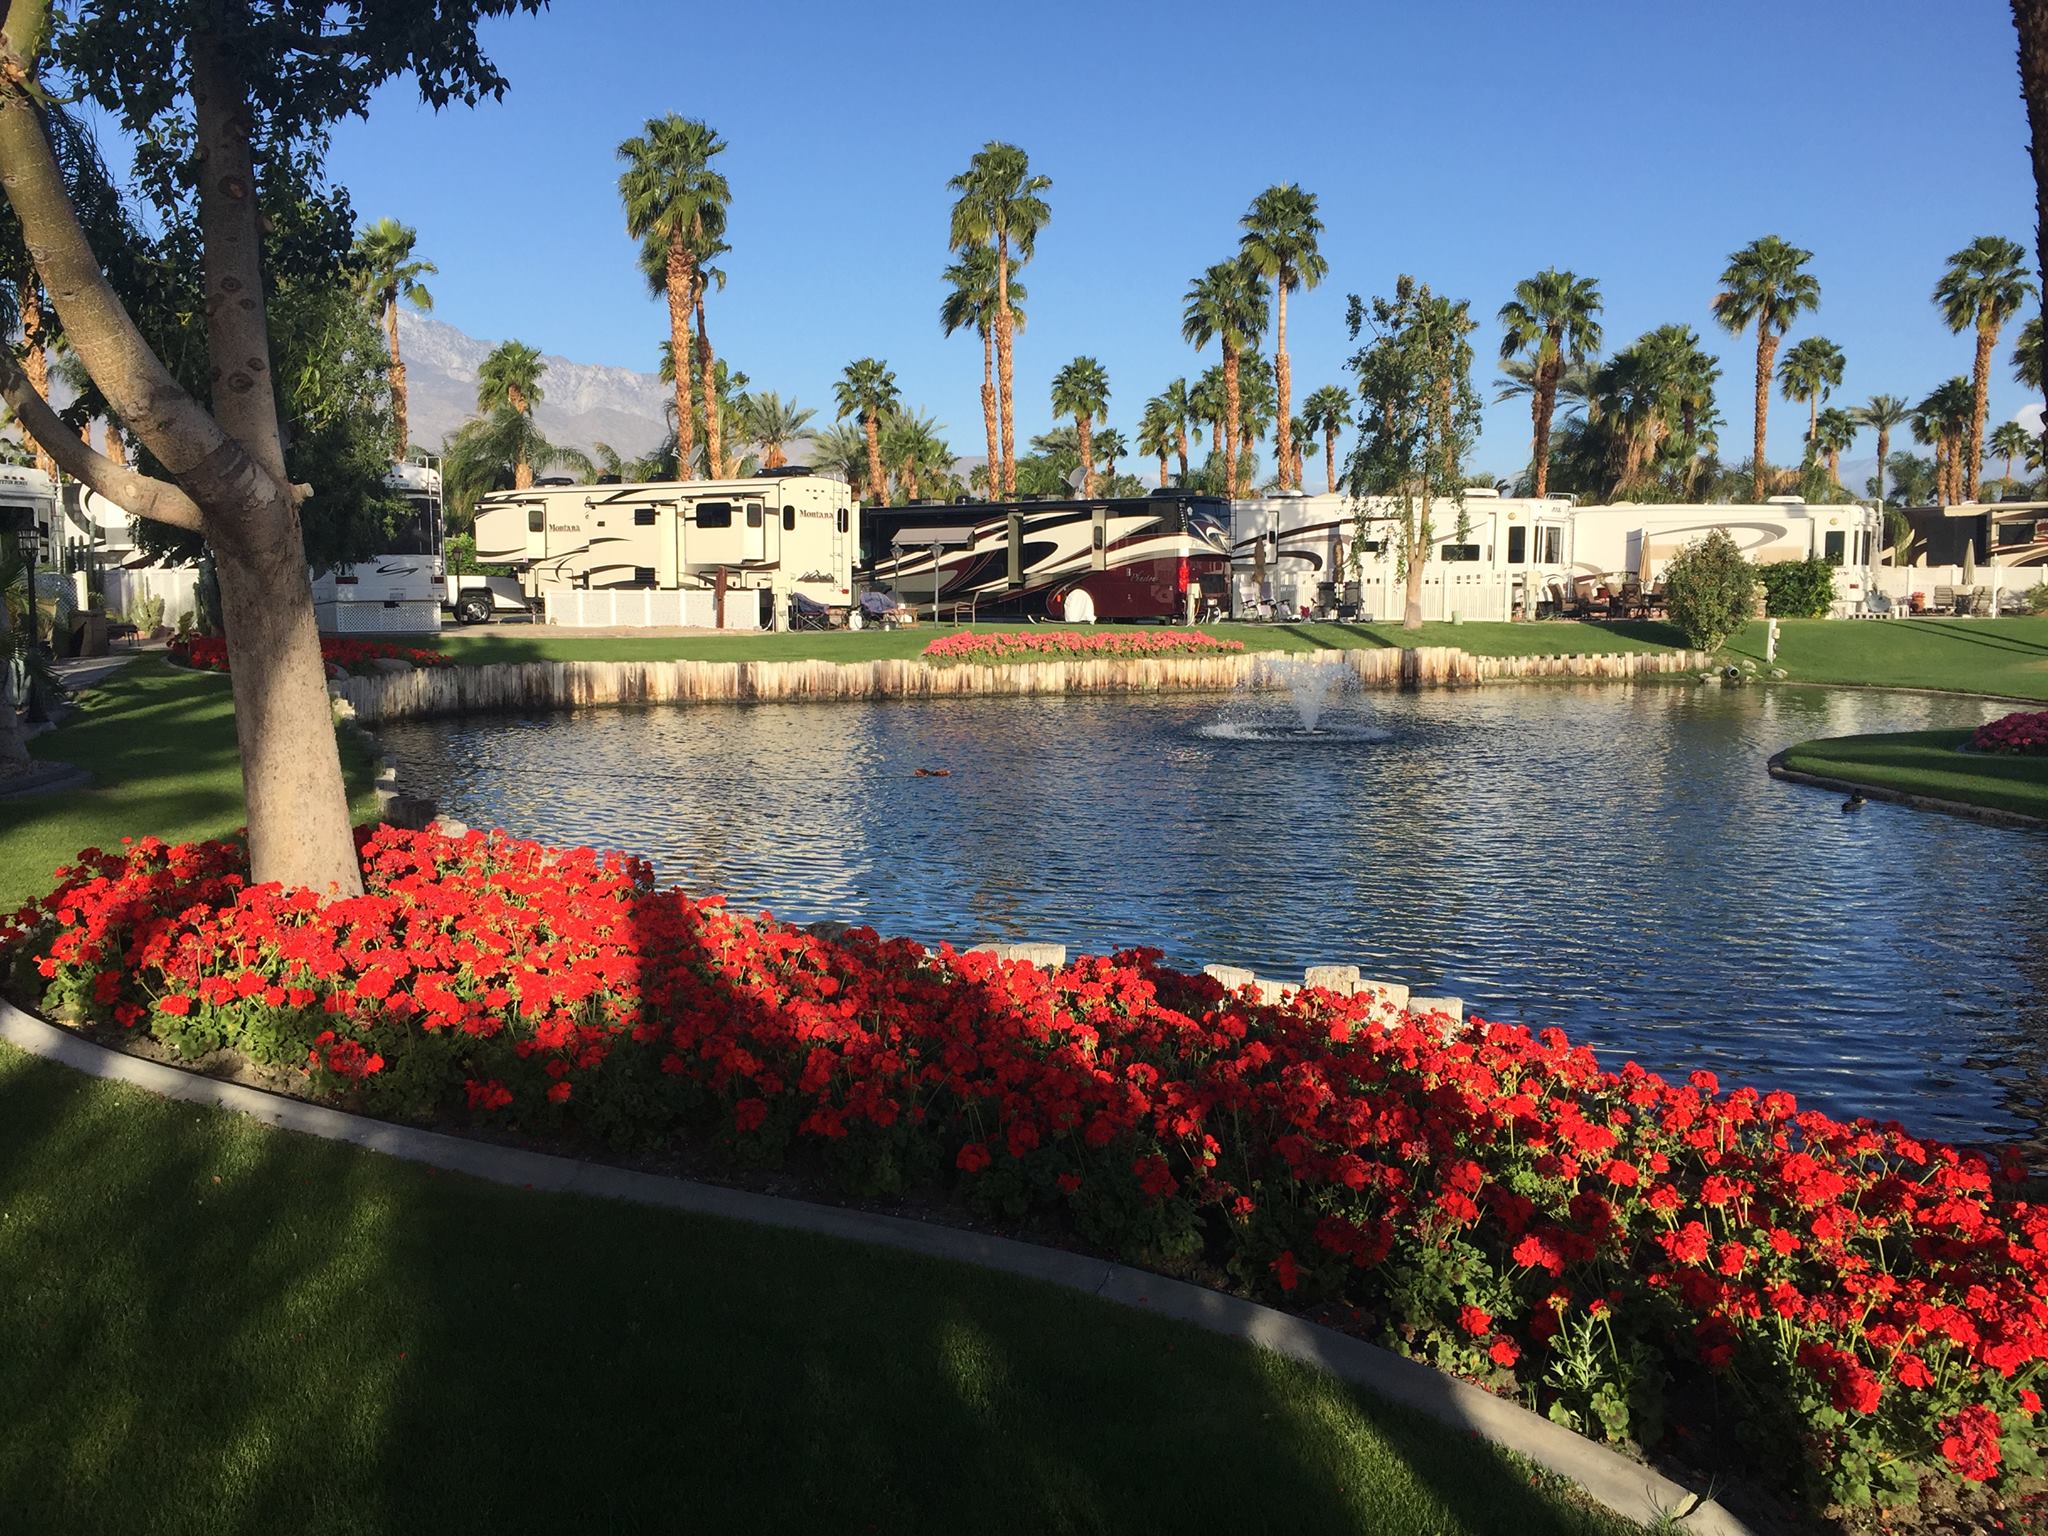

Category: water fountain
[1197, 655, 1391, 743]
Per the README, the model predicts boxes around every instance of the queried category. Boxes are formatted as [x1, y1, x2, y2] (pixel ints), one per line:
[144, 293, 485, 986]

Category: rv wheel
[455, 592, 492, 626]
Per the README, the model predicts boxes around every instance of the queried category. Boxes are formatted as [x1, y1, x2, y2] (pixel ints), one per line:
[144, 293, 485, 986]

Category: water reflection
[379, 683, 2047, 1148]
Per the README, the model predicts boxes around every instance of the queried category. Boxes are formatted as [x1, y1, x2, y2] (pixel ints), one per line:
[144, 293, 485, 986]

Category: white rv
[310, 460, 445, 635]
[473, 471, 859, 629]
[1230, 490, 1883, 621]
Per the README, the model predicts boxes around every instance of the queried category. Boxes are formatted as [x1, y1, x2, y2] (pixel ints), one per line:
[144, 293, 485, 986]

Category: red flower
[1939, 1404, 2003, 1481]
[956, 1142, 991, 1173]
[1489, 1336, 1520, 1368]
[1457, 1304, 1493, 1337]
[1270, 1251, 1299, 1292]
[158, 994, 194, 1016]
[734, 1097, 769, 1133]
[546, 1081, 572, 1104]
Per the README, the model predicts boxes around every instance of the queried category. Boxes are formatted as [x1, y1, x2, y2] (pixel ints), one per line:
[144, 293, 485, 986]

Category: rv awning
[1941, 501, 2048, 517]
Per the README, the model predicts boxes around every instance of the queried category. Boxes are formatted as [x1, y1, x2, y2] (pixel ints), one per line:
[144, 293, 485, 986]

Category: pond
[377, 681, 2048, 1151]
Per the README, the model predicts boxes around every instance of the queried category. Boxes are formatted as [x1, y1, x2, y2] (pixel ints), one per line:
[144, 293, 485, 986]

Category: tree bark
[1324, 430, 1337, 494]
[1176, 426, 1189, 483]
[381, 291, 408, 458]
[1968, 323, 1996, 499]
[1876, 426, 1890, 503]
[980, 323, 999, 501]
[2016, 0, 2048, 420]
[1273, 278, 1292, 490]
[1402, 490, 1426, 630]
[17, 284, 56, 480]
[864, 409, 884, 504]
[1077, 413, 1094, 498]
[1156, 450, 1168, 486]
[664, 232, 696, 479]
[1223, 349, 1241, 497]
[1751, 319, 1777, 502]
[995, 230, 1016, 497]
[695, 282, 721, 479]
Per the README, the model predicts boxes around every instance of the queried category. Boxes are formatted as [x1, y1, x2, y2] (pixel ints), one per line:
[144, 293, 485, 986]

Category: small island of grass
[1776, 725, 2048, 824]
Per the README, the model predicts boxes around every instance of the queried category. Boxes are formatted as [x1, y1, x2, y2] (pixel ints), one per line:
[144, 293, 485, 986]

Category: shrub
[1664, 530, 1757, 651]
[2026, 582, 2048, 616]
[6, 824, 2048, 1513]
[1756, 558, 1836, 619]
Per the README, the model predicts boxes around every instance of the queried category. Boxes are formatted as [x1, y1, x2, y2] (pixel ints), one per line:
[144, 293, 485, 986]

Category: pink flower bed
[923, 630, 1245, 663]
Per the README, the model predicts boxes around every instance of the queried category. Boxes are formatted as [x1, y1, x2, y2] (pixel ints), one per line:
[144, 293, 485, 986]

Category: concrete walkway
[0, 996, 1751, 1535]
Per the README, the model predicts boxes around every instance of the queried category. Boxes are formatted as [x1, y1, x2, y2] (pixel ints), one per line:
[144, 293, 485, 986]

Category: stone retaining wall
[332, 645, 1708, 725]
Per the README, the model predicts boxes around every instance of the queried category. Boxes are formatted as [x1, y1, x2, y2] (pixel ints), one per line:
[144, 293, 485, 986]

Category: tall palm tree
[1814, 407, 1857, 486]
[881, 408, 951, 502]
[1302, 384, 1352, 494]
[1188, 367, 1228, 490]
[1137, 399, 1176, 487]
[349, 217, 436, 459]
[1181, 257, 1269, 498]
[1495, 269, 1603, 497]
[1934, 235, 2035, 499]
[834, 359, 899, 503]
[1712, 235, 1821, 501]
[2014, 314, 2044, 395]
[1149, 378, 1200, 482]
[737, 392, 815, 469]
[476, 340, 547, 488]
[1094, 425, 1128, 481]
[1778, 336, 1846, 458]
[940, 245, 1025, 501]
[948, 142, 1051, 498]
[1050, 356, 1110, 497]
[1239, 184, 1327, 490]
[808, 421, 867, 490]
[1912, 378, 1976, 504]
[1852, 395, 1911, 505]
[1990, 419, 2035, 489]
[443, 407, 592, 522]
[1286, 416, 1312, 486]
[618, 114, 731, 483]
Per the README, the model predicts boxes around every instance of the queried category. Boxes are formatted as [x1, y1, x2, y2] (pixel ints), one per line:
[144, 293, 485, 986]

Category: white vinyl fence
[542, 588, 764, 630]
[102, 565, 200, 630]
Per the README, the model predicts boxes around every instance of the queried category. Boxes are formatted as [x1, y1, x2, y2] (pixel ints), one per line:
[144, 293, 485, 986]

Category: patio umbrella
[1962, 536, 1977, 589]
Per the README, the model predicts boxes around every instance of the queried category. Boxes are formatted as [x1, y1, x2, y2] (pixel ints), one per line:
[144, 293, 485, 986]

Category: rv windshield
[387, 496, 440, 556]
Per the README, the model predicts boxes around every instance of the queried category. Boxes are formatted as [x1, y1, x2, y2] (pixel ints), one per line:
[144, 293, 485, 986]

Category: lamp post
[22, 513, 48, 724]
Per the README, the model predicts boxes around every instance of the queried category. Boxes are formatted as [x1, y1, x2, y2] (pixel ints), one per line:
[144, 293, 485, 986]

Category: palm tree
[1913, 378, 1976, 504]
[1094, 424, 1128, 481]
[940, 245, 1025, 501]
[1181, 257, 1269, 498]
[1286, 416, 1312, 486]
[349, 218, 435, 458]
[1990, 419, 2036, 490]
[1712, 236, 1821, 501]
[1778, 336, 1846, 458]
[2014, 314, 2044, 395]
[1049, 356, 1110, 498]
[881, 408, 951, 502]
[948, 143, 1051, 498]
[1814, 407, 1857, 486]
[1495, 269, 1603, 497]
[736, 392, 815, 469]
[476, 340, 546, 488]
[1188, 367, 1228, 490]
[1934, 235, 2035, 499]
[1302, 384, 1352, 494]
[809, 422, 867, 489]
[442, 408, 592, 524]
[1148, 378, 1200, 482]
[1137, 399, 1176, 487]
[834, 359, 899, 503]
[618, 115, 731, 483]
[1239, 184, 1327, 490]
[1852, 395, 1910, 506]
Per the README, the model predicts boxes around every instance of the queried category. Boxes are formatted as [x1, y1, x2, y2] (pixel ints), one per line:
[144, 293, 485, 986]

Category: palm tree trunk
[1156, 450, 1169, 486]
[864, 410, 885, 505]
[1223, 349, 1241, 498]
[2018, 0, 2048, 421]
[1532, 355, 1559, 498]
[695, 283, 721, 479]
[506, 382, 533, 489]
[1807, 396, 1818, 460]
[665, 234, 696, 480]
[382, 292, 408, 459]
[1274, 279, 1293, 490]
[1752, 319, 1777, 502]
[979, 324, 999, 502]
[1828, 447, 1841, 486]
[1969, 323, 1996, 499]
[1176, 427, 1189, 482]
[1077, 414, 1094, 498]
[995, 230, 1016, 497]
[105, 422, 126, 467]
[17, 286, 56, 482]
[1324, 429, 1337, 495]
[1876, 427, 1890, 503]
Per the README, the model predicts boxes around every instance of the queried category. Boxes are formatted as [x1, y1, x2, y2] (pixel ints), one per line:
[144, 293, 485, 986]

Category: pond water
[377, 681, 2048, 1150]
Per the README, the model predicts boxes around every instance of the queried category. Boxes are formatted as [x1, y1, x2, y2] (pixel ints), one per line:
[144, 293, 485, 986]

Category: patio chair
[1932, 585, 1956, 615]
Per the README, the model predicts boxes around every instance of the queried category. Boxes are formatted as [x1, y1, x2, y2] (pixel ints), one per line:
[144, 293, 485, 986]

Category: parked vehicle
[310, 459, 444, 635]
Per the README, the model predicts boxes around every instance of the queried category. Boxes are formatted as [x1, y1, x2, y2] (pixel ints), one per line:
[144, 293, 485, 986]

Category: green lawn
[0, 657, 377, 912]
[0, 1042, 1631, 1536]
[1779, 727, 2048, 820]
[1725, 615, 2048, 701]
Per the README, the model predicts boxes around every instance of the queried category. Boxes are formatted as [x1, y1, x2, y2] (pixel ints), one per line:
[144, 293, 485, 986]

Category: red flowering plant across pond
[168, 636, 450, 675]
[921, 629, 1245, 663]
[6, 825, 2047, 1513]
[1971, 709, 2048, 756]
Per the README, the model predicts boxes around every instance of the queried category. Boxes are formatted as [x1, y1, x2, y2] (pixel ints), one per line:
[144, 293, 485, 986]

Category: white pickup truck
[444, 572, 532, 626]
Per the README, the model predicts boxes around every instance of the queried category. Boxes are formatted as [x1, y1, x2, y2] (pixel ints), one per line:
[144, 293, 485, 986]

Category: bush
[8, 824, 2048, 1513]
[1664, 530, 1757, 651]
[2026, 582, 2048, 616]
[1756, 558, 1836, 619]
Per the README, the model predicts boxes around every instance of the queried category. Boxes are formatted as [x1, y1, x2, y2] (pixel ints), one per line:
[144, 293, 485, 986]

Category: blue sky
[318, 0, 2036, 478]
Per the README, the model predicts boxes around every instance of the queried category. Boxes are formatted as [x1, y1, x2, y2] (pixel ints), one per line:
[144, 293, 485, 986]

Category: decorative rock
[1253, 979, 1291, 1006]
[434, 817, 469, 837]
[1409, 995, 1464, 1025]
[1202, 964, 1257, 992]
[326, 663, 348, 681]
[374, 763, 399, 787]
[805, 920, 853, 942]
[1303, 964, 1360, 995]
[1356, 979, 1409, 1014]
[378, 791, 437, 831]
[367, 656, 414, 675]
[968, 941, 1067, 969]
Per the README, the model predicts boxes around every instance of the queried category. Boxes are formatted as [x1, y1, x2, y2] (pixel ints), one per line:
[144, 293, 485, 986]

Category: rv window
[1538, 526, 1563, 564]
[696, 501, 733, 528]
[1823, 530, 1846, 566]
[746, 503, 763, 529]
[783, 505, 796, 532]
[836, 508, 848, 534]
[1440, 543, 1481, 562]
[1507, 526, 1527, 564]
[527, 509, 543, 533]
[634, 507, 657, 527]
[633, 567, 655, 586]
[1092, 523, 1106, 551]
[1999, 521, 2031, 547]
[1361, 539, 1387, 555]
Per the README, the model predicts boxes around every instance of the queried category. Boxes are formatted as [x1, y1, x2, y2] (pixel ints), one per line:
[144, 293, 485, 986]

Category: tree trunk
[1968, 322, 1996, 499]
[1402, 491, 1426, 630]
[1076, 413, 1094, 498]
[1807, 395, 1818, 460]
[665, 231, 696, 480]
[1751, 319, 1777, 502]
[0, 553, 23, 765]
[1176, 427, 1189, 483]
[1324, 430, 1337, 494]
[1223, 348, 1241, 498]
[17, 285, 56, 480]
[864, 410, 885, 504]
[1828, 447, 1841, 485]
[190, 34, 361, 895]
[695, 283, 721, 479]
[995, 230, 1016, 497]
[1273, 279, 1293, 490]
[506, 382, 533, 489]
[2015, 0, 2048, 420]
[1876, 426, 1890, 503]
[1156, 450, 1168, 486]
[382, 291, 408, 458]
[980, 323, 999, 501]
[1531, 358, 1557, 499]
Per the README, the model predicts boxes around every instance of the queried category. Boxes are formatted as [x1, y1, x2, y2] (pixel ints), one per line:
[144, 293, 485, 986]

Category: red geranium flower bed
[923, 629, 1245, 663]
[168, 635, 450, 675]
[1972, 709, 2048, 756]
[5, 825, 2046, 1512]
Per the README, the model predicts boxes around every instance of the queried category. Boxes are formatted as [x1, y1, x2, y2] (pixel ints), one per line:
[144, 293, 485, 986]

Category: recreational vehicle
[310, 460, 445, 636]
[1230, 490, 1883, 621]
[473, 471, 858, 628]
[862, 492, 1234, 623]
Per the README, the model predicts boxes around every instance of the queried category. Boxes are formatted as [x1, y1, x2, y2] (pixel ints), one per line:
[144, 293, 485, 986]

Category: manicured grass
[0, 1043, 1631, 1536]
[0, 657, 377, 912]
[1779, 727, 2048, 820]
[434, 618, 1682, 667]
[1725, 616, 2048, 701]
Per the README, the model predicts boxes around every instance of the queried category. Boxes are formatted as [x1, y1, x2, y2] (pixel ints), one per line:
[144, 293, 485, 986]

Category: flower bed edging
[0, 993, 1747, 1536]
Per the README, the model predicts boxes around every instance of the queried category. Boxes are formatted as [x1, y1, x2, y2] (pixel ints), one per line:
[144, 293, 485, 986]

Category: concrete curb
[1767, 749, 2048, 830]
[0, 996, 1749, 1535]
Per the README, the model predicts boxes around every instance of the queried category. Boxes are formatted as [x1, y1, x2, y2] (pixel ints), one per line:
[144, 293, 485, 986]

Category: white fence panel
[541, 588, 764, 630]
[103, 565, 201, 630]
